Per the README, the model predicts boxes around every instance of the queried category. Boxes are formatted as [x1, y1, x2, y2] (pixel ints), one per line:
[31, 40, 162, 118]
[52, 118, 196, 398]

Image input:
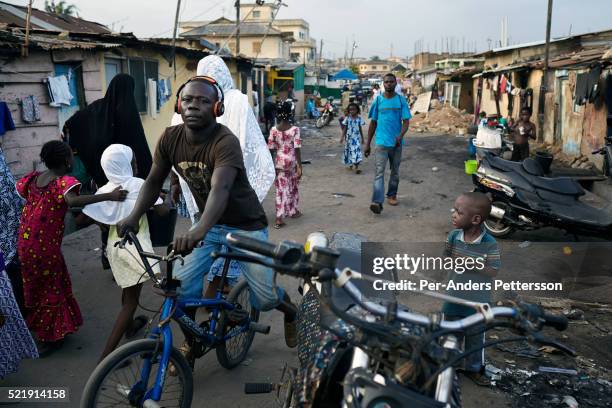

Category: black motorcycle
[473, 151, 612, 238]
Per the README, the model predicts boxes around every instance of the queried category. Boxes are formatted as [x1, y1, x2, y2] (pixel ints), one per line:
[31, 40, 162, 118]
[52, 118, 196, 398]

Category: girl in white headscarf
[83, 144, 165, 361]
[170, 56, 276, 293]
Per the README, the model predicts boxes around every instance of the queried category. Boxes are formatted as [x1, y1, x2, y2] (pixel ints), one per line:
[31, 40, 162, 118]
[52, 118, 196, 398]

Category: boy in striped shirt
[443, 192, 501, 386]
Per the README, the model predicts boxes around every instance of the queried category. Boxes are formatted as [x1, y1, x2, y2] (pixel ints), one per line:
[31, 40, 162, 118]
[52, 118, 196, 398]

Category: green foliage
[44, 0, 78, 16]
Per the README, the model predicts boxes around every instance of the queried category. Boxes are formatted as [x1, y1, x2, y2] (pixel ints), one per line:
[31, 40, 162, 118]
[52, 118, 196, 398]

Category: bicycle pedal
[227, 308, 249, 324]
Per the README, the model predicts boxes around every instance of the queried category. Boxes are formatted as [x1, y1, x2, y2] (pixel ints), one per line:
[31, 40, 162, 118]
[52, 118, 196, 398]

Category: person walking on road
[364, 73, 411, 214]
[268, 101, 303, 229]
[340, 102, 365, 174]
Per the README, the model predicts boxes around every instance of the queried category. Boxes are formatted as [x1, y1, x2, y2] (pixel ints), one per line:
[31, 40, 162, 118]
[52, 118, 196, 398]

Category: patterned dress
[16, 172, 83, 342]
[0, 251, 38, 378]
[267, 126, 302, 218]
[342, 116, 365, 165]
[0, 147, 22, 265]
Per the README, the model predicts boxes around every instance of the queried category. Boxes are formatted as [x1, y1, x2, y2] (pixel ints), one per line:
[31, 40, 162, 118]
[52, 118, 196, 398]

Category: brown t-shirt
[154, 124, 267, 230]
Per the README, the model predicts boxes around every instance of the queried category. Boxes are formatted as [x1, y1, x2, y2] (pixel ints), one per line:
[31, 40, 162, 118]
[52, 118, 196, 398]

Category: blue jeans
[372, 145, 402, 204]
[446, 314, 485, 373]
[173, 225, 284, 311]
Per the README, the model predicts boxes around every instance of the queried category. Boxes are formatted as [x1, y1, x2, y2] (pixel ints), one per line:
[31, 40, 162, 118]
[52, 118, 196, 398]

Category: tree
[370, 55, 381, 61]
[44, 0, 78, 16]
[349, 64, 360, 74]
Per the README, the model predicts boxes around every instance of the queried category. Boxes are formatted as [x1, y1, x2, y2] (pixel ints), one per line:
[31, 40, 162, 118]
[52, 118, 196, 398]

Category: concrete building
[434, 57, 484, 73]
[180, 2, 316, 64]
[0, 1, 249, 178]
[358, 60, 392, 76]
[472, 29, 612, 169]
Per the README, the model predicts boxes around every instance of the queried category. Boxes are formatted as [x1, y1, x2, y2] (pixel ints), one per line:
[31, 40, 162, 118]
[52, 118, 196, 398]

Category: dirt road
[3, 120, 610, 407]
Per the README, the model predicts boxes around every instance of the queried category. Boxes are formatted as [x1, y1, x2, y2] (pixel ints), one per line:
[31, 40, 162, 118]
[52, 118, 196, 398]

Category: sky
[14, 0, 612, 59]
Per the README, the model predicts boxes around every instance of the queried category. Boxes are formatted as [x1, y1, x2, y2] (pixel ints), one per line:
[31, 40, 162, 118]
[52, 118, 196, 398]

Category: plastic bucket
[535, 151, 553, 174]
[465, 160, 479, 175]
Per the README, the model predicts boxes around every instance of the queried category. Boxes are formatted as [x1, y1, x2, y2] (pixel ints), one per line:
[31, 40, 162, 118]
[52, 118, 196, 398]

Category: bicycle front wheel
[216, 280, 260, 369]
[81, 339, 193, 408]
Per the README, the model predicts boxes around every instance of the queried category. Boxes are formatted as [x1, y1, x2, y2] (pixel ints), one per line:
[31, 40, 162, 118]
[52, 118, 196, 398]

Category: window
[383, 65, 388, 70]
[253, 10, 261, 18]
[128, 58, 158, 113]
[372, 66, 377, 70]
[252, 42, 262, 53]
[299, 32, 305, 40]
[104, 58, 122, 90]
[290, 52, 300, 62]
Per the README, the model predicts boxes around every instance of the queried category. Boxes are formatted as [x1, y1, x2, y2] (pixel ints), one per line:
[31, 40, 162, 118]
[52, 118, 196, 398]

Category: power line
[150, 0, 228, 38]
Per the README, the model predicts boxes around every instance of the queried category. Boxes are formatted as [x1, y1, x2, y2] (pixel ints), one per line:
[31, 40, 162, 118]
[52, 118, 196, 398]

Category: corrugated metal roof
[0, 1, 110, 34]
[0, 29, 119, 51]
[181, 22, 283, 38]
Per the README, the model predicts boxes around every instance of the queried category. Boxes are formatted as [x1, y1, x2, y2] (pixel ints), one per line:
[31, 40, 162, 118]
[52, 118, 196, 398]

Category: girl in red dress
[16, 141, 127, 355]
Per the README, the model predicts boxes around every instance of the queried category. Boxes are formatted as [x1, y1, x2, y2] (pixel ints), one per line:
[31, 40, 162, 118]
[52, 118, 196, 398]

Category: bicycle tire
[216, 280, 260, 369]
[81, 339, 193, 408]
[450, 372, 463, 408]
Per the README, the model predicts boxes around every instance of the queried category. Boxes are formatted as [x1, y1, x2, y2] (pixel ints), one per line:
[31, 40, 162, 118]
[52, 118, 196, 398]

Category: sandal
[274, 220, 286, 229]
[464, 370, 491, 387]
[126, 315, 148, 339]
[169, 341, 195, 376]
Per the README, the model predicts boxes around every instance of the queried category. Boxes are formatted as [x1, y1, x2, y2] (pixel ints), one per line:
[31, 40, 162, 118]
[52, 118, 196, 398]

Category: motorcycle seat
[486, 154, 584, 196]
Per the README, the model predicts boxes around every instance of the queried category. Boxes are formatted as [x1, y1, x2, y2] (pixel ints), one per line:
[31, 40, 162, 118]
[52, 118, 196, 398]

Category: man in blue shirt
[365, 73, 411, 214]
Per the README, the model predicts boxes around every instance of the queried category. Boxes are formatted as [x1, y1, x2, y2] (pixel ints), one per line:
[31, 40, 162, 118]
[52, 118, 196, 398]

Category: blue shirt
[368, 93, 411, 147]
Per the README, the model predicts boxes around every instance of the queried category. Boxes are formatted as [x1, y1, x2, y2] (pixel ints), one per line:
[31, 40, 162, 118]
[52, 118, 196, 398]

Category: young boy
[442, 192, 501, 386]
[510, 107, 536, 161]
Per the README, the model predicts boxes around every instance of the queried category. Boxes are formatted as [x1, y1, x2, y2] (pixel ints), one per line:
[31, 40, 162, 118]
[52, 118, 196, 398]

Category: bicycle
[81, 231, 271, 408]
[216, 232, 574, 408]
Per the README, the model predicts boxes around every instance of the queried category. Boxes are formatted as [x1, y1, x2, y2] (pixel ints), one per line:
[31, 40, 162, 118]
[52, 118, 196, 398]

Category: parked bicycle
[225, 232, 574, 408]
[81, 232, 270, 408]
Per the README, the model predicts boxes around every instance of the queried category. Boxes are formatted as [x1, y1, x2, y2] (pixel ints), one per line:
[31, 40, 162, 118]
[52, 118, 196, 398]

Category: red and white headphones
[174, 75, 225, 117]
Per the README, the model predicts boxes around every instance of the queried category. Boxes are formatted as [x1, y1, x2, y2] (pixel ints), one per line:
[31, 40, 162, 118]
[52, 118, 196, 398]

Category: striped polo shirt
[442, 228, 501, 317]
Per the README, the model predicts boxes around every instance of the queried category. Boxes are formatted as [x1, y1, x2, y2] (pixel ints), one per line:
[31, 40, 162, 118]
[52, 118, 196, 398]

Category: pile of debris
[495, 367, 612, 408]
[534, 143, 598, 170]
[409, 100, 474, 135]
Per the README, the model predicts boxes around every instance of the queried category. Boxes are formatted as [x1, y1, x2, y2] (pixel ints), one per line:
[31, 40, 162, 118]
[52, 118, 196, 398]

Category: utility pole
[538, 0, 553, 140]
[170, 0, 182, 78]
[22, 0, 33, 57]
[350, 41, 357, 65]
[235, 0, 240, 55]
[317, 39, 324, 88]
[544, 0, 553, 70]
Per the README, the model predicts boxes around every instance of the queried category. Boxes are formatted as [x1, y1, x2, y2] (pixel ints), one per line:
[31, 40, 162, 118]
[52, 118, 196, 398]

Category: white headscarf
[83, 144, 161, 225]
[171, 55, 275, 215]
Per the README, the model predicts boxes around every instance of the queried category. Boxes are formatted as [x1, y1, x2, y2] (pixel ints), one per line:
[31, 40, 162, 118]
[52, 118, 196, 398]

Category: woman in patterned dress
[340, 103, 366, 174]
[16, 141, 127, 354]
[0, 147, 38, 377]
[267, 101, 303, 229]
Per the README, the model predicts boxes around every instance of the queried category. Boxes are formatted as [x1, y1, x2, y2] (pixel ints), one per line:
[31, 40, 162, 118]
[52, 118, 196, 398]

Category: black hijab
[65, 74, 153, 186]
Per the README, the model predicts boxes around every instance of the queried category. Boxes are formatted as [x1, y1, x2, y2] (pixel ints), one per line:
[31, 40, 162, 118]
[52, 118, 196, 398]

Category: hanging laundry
[587, 64, 602, 103]
[575, 72, 589, 105]
[20, 95, 41, 123]
[0, 102, 16, 136]
[165, 78, 172, 97]
[500, 75, 508, 94]
[46, 75, 73, 107]
[157, 80, 166, 109]
[147, 79, 158, 118]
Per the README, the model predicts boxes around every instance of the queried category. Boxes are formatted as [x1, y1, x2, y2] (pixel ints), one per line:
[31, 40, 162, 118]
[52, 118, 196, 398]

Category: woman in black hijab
[64, 74, 153, 270]
[65, 74, 152, 186]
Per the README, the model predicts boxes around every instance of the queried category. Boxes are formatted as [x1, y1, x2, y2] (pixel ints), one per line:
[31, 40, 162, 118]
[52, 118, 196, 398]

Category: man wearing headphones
[119, 77, 298, 367]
